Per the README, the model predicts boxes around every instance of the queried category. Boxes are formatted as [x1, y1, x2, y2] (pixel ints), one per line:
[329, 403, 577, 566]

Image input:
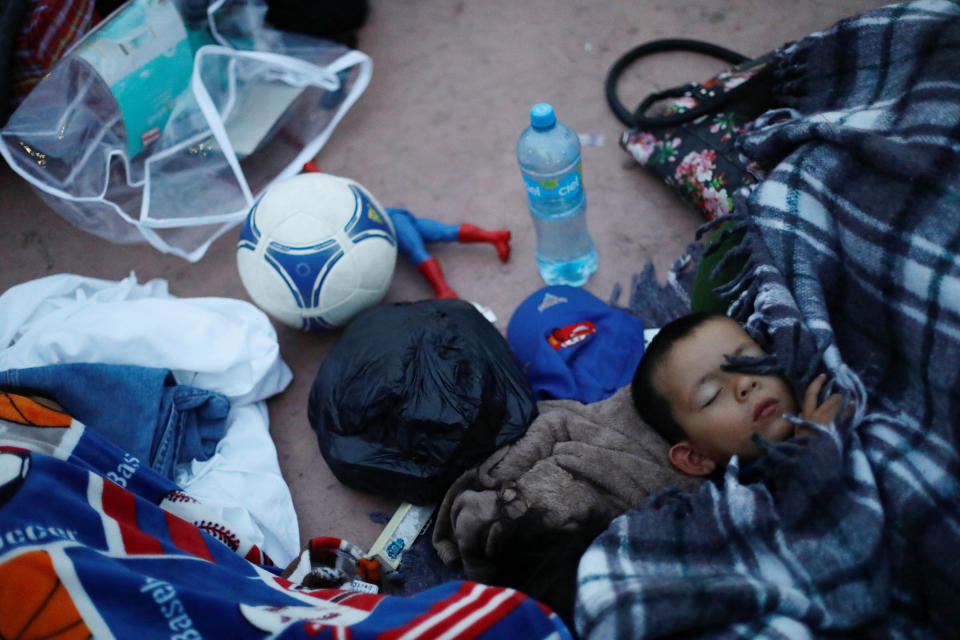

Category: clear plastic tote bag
[0, 0, 372, 261]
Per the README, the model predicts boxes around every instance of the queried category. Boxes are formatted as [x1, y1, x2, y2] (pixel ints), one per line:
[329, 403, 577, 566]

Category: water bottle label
[523, 162, 583, 203]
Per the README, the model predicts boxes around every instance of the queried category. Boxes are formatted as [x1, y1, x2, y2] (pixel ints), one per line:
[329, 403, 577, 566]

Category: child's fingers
[803, 373, 827, 416]
[815, 393, 844, 424]
[838, 395, 857, 423]
[795, 393, 843, 436]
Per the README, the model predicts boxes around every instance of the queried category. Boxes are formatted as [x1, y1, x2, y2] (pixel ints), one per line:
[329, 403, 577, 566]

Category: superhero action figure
[386, 207, 510, 299]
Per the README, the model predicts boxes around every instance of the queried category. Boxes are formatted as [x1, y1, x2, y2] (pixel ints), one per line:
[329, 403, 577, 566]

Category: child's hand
[797, 373, 844, 432]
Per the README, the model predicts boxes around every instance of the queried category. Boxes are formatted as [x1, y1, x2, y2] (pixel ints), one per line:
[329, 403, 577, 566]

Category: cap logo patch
[547, 321, 596, 349]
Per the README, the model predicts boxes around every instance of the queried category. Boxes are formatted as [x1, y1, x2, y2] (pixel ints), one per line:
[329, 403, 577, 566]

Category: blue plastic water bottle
[517, 103, 597, 286]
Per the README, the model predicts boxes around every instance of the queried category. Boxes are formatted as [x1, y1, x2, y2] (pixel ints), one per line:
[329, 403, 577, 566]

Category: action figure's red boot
[457, 224, 511, 262]
[417, 257, 458, 299]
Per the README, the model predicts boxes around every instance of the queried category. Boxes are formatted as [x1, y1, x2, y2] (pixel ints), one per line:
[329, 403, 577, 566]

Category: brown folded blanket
[432, 385, 702, 583]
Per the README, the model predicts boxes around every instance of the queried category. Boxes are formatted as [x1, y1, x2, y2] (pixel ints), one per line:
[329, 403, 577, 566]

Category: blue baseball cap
[507, 286, 646, 404]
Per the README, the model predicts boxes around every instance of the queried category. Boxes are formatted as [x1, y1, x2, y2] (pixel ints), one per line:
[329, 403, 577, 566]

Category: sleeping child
[631, 311, 845, 476]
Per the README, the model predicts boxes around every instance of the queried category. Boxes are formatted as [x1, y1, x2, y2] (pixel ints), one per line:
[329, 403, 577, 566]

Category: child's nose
[736, 375, 759, 400]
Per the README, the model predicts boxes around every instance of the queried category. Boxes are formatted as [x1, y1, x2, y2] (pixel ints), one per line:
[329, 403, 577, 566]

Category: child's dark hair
[631, 312, 729, 445]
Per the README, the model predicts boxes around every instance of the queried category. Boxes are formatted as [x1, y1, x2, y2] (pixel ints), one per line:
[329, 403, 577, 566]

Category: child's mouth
[754, 398, 780, 422]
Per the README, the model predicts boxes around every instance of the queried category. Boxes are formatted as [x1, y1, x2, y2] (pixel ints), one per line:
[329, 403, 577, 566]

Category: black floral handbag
[606, 39, 778, 220]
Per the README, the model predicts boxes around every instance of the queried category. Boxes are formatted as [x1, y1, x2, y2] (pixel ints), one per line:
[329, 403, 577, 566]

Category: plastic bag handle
[138, 45, 370, 230]
[188, 45, 346, 207]
[140, 46, 371, 260]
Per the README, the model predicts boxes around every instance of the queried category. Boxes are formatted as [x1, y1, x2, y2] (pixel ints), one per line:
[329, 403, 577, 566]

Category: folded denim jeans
[0, 363, 229, 480]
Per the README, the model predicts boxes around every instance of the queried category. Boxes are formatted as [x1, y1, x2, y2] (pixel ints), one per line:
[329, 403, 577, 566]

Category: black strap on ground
[605, 38, 749, 128]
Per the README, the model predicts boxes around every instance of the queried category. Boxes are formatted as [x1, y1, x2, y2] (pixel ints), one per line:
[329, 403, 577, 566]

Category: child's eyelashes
[700, 388, 720, 409]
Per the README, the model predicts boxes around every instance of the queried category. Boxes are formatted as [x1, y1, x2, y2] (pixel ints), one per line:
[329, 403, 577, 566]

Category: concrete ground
[0, 0, 884, 558]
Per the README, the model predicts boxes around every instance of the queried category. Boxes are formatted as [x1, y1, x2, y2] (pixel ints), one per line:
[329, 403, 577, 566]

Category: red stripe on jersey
[431, 588, 527, 640]
[376, 582, 490, 640]
[306, 588, 383, 612]
[164, 511, 214, 562]
[245, 545, 268, 564]
[101, 480, 163, 555]
[267, 580, 385, 613]
[324, 591, 382, 612]
[410, 585, 522, 640]
[303, 620, 353, 639]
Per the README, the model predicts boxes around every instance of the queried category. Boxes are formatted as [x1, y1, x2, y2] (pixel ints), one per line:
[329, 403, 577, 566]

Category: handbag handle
[605, 38, 750, 128]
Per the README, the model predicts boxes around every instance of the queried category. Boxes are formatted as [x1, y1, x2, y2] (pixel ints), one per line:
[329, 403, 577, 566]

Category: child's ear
[668, 441, 717, 476]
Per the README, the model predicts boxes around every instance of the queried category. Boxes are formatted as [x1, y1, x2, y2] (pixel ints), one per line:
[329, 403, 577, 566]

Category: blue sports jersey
[0, 391, 572, 639]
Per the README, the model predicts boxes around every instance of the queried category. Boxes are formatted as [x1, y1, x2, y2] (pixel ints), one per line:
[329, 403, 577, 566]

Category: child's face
[654, 317, 797, 466]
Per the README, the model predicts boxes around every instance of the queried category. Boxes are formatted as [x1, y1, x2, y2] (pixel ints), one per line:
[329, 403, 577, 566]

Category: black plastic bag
[308, 299, 538, 504]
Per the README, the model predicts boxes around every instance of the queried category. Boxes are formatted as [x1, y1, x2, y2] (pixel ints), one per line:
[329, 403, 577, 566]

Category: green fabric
[690, 222, 746, 314]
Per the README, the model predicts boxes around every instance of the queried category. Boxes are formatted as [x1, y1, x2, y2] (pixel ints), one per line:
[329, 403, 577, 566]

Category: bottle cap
[530, 103, 556, 129]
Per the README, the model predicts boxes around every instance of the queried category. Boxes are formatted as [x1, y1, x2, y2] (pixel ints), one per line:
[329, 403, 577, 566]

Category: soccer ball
[237, 172, 398, 330]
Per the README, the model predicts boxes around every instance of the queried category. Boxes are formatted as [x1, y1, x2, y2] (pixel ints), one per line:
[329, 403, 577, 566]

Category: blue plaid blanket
[576, 1, 960, 638]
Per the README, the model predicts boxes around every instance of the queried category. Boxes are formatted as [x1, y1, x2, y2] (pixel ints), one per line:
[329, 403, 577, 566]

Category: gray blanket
[576, 2, 960, 638]
[432, 385, 701, 582]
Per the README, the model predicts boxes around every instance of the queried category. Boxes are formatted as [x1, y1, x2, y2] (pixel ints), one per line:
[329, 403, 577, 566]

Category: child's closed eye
[700, 387, 720, 409]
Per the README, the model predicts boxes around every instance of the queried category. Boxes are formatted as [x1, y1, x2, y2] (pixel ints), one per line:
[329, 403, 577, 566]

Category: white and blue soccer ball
[237, 172, 397, 331]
